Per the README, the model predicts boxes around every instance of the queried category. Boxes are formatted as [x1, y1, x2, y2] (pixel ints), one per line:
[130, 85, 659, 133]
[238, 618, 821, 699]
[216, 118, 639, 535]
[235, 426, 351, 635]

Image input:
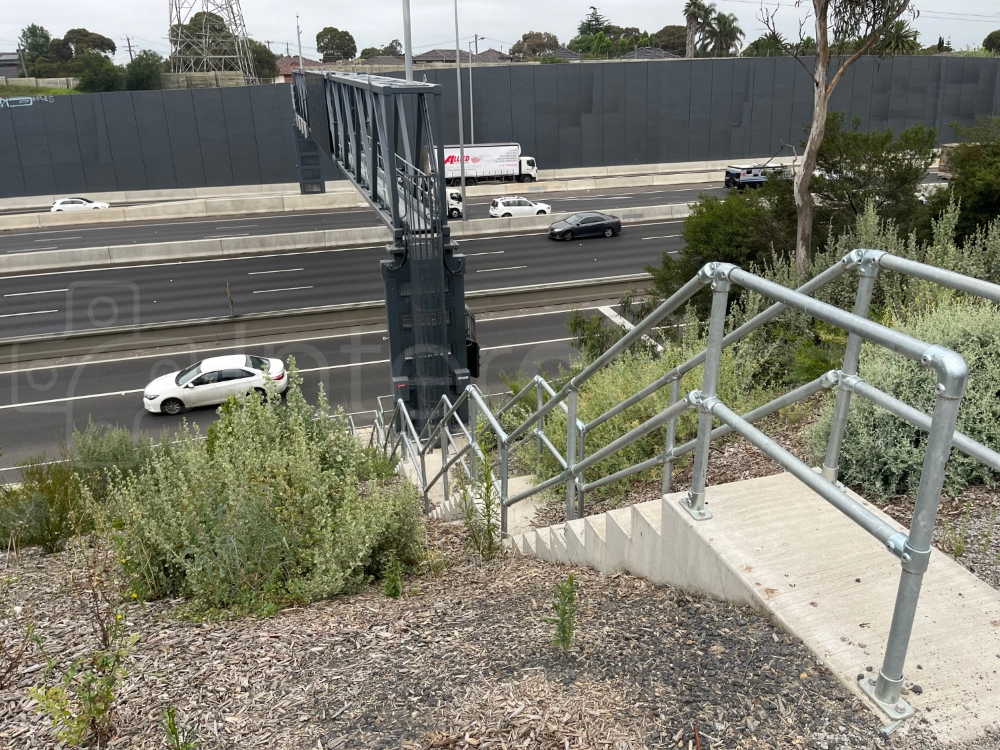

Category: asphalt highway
[0, 182, 719, 255]
[0, 220, 684, 339]
[0, 307, 598, 472]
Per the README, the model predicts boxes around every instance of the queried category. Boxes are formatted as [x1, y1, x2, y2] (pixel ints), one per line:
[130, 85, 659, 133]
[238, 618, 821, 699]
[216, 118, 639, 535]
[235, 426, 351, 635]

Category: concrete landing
[511, 472, 1000, 743]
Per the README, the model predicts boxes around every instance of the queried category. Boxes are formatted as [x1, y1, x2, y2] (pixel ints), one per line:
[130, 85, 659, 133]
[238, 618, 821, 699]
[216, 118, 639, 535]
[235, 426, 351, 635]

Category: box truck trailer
[441, 143, 537, 185]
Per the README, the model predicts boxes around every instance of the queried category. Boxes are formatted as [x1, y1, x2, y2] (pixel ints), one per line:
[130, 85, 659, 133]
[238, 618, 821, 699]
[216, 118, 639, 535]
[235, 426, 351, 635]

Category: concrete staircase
[510, 472, 1000, 744]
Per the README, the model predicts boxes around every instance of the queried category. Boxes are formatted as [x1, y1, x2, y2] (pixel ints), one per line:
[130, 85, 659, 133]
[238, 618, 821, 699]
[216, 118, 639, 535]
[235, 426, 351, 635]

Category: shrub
[0, 424, 154, 552]
[545, 573, 578, 652]
[111, 365, 424, 613]
[125, 50, 163, 91]
[808, 298, 1000, 499]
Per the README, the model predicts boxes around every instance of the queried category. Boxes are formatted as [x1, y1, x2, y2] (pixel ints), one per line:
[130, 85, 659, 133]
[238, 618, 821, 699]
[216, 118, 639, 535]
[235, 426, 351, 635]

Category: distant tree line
[15, 19, 279, 93]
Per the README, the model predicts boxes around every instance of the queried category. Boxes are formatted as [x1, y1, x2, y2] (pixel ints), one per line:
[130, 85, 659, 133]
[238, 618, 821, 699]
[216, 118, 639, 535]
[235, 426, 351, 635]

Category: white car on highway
[51, 197, 111, 212]
[488, 196, 551, 218]
[143, 355, 287, 415]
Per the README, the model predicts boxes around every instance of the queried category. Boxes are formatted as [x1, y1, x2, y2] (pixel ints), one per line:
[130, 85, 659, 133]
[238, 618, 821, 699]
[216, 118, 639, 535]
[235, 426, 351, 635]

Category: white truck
[442, 143, 537, 186]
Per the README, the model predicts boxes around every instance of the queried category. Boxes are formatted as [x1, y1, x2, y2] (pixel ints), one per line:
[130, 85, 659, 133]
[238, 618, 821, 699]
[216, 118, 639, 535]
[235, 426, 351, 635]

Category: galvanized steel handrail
[381, 247, 999, 722]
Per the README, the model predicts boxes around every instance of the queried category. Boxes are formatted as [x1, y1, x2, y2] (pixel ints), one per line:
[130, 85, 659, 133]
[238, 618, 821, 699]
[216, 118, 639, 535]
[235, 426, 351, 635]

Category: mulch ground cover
[1, 516, 962, 750]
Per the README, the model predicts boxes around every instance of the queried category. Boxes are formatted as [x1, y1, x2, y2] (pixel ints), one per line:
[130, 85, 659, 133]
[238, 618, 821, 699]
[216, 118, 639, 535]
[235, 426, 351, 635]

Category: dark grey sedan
[548, 211, 622, 241]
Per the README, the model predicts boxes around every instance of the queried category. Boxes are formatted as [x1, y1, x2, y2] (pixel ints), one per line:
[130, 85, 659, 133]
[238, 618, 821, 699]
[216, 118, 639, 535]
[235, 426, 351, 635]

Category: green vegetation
[546, 573, 578, 652]
[0, 362, 423, 616]
[458, 468, 503, 561]
[0, 84, 76, 96]
[316, 27, 357, 62]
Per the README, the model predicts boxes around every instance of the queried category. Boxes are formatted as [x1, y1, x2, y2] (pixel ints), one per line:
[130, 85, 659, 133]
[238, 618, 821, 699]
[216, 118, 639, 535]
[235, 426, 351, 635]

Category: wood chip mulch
[0, 516, 957, 750]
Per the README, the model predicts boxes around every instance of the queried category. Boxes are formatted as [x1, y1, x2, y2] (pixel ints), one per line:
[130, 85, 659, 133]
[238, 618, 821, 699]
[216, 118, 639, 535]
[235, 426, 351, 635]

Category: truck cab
[448, 190, 464, 218]
[518, 156, 537, 183]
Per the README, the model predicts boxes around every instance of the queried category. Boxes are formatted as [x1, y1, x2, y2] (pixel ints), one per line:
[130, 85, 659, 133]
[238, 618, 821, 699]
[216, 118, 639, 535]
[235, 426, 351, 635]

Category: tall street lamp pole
[453, 0, 467, 219]
[402, 0, 413, 81]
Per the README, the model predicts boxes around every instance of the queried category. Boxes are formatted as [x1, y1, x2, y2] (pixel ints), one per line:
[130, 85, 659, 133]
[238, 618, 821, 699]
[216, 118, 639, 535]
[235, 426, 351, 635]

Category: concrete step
[512, 472, 1000, 743]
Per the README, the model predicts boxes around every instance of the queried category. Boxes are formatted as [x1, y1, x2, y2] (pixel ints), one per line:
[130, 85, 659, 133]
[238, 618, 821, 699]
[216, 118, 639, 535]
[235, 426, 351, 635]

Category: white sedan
[51, 197, 111, 212]
[488, 196, 552, 218]
[143, 355, 287, 415]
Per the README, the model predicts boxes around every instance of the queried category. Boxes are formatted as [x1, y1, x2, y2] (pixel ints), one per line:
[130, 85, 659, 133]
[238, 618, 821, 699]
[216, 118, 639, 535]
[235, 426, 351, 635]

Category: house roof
[412, 49, 473, 63]
[473, 48, 510, 63]
[617, 47, 680, 60]
[0, 52, 19, 63]
[276, 55, 326, 75]
[547, 47, 581, 60]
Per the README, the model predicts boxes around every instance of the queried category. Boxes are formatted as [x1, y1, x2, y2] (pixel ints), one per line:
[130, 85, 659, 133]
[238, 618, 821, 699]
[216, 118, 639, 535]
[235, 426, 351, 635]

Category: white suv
[488, 196, 551, 218]
[51, 197, 111, 212]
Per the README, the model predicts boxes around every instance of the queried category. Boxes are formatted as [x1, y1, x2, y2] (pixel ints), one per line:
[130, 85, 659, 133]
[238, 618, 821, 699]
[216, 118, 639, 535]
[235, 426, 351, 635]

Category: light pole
[402, 0, 413, 81]
[453, 0, 467, 219]
[296, 14, 303, 71]
[468, 41, 475, 144]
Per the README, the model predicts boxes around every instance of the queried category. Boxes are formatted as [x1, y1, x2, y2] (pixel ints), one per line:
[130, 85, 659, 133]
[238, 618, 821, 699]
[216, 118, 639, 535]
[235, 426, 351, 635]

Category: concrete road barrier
[0, 202, 691, 275]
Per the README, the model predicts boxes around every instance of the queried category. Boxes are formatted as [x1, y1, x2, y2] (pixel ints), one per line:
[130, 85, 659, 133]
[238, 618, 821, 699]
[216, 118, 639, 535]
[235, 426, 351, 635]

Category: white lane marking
[598, 306, 664, 353]
[219, 225, 257, 229]
[0, 328, 391, 375]
[464, 250, 505, 256]
[641, 234, 682, 240]
[11, 247, 56, 252]
[476, 266, 527, 273]
[36, 236, 80, 241]
[4, 288, 68, 297]
[0, 309, 59, 319]
[203, 233, 251, 239]
[485, 306, 600, 322]
[252, 285, 314, 294]
[299, 359, 389, 373]
[481, 336, 573, 351]
[247, 268, 304, 275]
[0, 388, 145, 409]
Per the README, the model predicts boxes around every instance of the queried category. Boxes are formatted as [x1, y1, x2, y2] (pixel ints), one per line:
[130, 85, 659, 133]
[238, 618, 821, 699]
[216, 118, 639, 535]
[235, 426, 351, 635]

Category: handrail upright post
[440, 420, 449, 506]
[536, 381, 544, 457]
[565, 388, 579, 521]
[500, 441, 509, 535]
[685, 266, 730, 519]
[469, 394, 478, 484]
[662, 377, 680, 495]
[420, 441, 429, 514]
[823, 257, 878, 481]
[864, 384, 966, 717]
[577, 428, 587, 518]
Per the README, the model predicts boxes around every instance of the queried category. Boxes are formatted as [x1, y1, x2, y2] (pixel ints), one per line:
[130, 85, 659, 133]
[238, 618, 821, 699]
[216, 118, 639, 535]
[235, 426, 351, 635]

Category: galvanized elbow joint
[820, 370, 842, 389]
[686, 390, 720, 414]
[920, 345, 969, 400]
[698, 262, 737, 291]
[841, 248, 886, 276]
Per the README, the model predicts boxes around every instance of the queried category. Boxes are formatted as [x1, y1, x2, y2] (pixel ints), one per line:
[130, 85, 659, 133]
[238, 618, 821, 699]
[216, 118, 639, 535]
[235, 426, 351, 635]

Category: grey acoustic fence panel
[5, 57, 1000, 199]
[0, 83, 329, 199]
[394, 55, 1000, 172]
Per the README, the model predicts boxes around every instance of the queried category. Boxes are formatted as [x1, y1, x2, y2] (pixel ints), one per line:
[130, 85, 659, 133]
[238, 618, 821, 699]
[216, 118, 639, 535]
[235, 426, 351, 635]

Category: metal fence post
[862, 376, 965, 717]
[469, 395, 478, 485]
[576, 428, 587, 518]
[565, 388, 579, 521]
[685, 265, 730, 519]
[500, 440, 509, 535]
[440, 422, 449, 506]
[420, 444, 429, 515]
[823, 256, 879, 481]
[662, 377, 680, 495]
[536, 381, 544, 457]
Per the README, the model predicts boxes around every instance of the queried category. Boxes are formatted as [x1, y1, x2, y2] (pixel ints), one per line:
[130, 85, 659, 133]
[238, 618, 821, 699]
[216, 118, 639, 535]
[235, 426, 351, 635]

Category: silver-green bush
[808, 298, 1000, 499]
[112, 366, 423, 613]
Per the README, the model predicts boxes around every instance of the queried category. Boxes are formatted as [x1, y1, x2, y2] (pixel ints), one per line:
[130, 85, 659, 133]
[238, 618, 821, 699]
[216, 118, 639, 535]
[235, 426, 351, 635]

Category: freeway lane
[0, 182, 718, 255]
[0, 308, 587, 471]
[0, 222, 684, 339]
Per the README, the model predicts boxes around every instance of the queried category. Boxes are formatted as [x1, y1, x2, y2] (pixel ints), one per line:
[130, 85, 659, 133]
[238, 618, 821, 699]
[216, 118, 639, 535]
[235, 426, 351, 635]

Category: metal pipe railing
[876, 251, 1000, 304]
[705, 396, 903, 548]
[839, 373, 1000, 473]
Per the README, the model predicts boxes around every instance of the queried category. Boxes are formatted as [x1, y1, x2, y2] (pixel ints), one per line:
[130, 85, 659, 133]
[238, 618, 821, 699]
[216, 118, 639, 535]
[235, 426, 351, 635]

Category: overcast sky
[1, 0, 997, 64]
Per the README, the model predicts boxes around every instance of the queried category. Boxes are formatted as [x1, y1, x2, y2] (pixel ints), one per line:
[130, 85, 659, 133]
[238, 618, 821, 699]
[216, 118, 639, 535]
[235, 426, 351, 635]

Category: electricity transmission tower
[167, 0, 258, 83]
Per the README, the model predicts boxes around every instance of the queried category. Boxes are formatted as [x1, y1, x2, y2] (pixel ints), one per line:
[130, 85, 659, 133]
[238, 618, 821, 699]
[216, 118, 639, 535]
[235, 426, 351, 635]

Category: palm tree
[874, 20, 920, 57]
[707, 12, 744, 57]
[743, 30, 786, 57]
[683, 0, 711, 58]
